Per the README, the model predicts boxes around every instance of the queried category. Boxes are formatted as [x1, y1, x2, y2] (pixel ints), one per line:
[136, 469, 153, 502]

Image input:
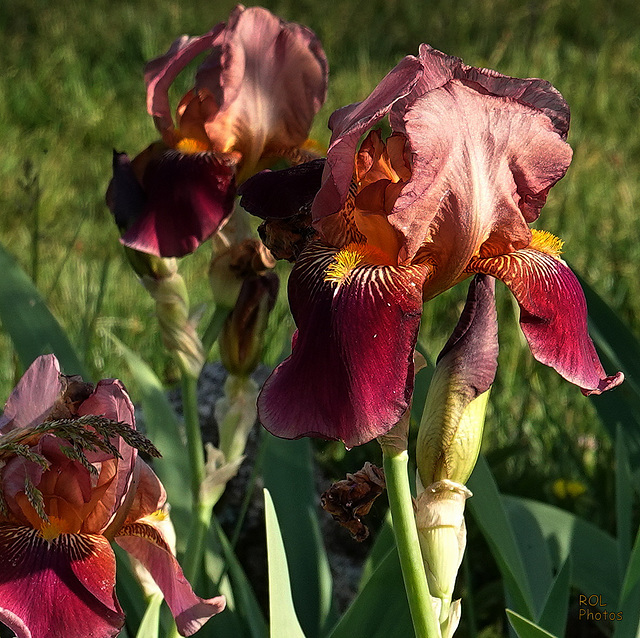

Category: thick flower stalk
[107, 5, 328, 258]
[0, 355, 225, 638]
[240, 43, 623, 449]
[414, 274, 499, 636]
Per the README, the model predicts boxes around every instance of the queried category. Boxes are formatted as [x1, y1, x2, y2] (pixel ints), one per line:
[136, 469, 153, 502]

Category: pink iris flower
[0, 355, 225, 638]
[107, 5, 328, 257]
[240, 44, 623, 449]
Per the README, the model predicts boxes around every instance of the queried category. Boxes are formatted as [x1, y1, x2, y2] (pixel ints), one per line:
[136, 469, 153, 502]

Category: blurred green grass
[1, 0, 639, 522]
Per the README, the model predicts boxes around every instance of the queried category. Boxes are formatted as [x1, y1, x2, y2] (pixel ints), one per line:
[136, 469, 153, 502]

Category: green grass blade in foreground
[536, 556, 571, 637]
[110, 336, 191, 540]
[264, 488, 306, 638]
[614, 523, 640, 638]
[262, 435, 335, 637]
[327, 546, 414, 638]
[502, 496, 620, 604]
[506, 611, 557, 638]
[134, 593, 162, 638]
[0, 241, 87, 377]
[208, 517, 267, 638]
[467, 455, 535, 618]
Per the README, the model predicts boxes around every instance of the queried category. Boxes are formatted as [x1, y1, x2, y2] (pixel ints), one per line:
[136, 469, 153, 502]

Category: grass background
[1, 0, 639, 632]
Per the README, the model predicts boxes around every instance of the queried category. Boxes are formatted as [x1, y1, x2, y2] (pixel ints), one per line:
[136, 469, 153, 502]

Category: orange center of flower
[319, 129, 411, 265]
[175, 136, 209, 154]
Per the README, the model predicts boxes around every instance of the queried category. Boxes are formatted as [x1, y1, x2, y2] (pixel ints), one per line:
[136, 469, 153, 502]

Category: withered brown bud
[210, 237, 276, 309]
[321, 462, 385, 542]
[47, 376, 95, 420]
[219, 272, 279, 376]
[258, 213, 317, 262]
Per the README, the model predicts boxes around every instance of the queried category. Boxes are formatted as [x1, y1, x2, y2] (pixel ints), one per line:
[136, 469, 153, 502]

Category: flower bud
[416, 275, 498, 488]
[142, 271, 205, 378]
[415, 479, 471, 612]
[219, 272, 279, 376]
[209, 235, 276, 310]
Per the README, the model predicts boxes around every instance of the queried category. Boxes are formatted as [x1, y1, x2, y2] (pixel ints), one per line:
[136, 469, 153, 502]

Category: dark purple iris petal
[257, 242, 428, 448]
[120, 150, 236, 258]
[105, 151, 147, 233]
[238, 158, 325, 219]
[0, 525, 123, 638]
[469, 249, 623, 395]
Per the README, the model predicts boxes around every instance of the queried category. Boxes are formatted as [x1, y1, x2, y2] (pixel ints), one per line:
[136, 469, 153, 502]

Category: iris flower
[0, 355, 225, 638]
[108, 5, 328, 257]
[240, 44, 623, 449]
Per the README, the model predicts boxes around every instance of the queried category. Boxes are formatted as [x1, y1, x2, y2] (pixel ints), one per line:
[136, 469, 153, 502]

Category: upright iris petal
[241, 43, 622, 447]
[0, 355, 225, 638]
[107, 5, 328, 258]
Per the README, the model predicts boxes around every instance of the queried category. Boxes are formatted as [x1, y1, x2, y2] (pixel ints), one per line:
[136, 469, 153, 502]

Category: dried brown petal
[320, 462, 385, 541]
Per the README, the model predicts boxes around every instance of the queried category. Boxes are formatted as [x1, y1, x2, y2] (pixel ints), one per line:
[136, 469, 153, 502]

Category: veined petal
[144, 27, 225, 140]
[120, 149, 236, 257]
[391, 45, 572, 277]
[115, 521, 225, 636]
[257, 242, 429, 448]
[312, 55, 422, 221]
[468, 247, 623, 394]
[0, 524, 123, 638]
[77, 380, 138, 534]
[196, 6, 328, 175]
[0, 354, 62, 433]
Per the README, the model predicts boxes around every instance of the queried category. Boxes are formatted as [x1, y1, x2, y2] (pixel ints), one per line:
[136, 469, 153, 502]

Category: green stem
[201, 305, 230, 356]
[181, 372, 205, 497]
[179, 371, 209, 586]
[383, 448, 441, 638]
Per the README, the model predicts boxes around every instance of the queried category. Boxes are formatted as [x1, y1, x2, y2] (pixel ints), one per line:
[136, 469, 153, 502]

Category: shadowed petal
[116, 522, 225, 636]
[195, 6, 328, 173]
[312, 55, 422, 221]
[391, 45, 572, 276]
[468, 248, 623, 394]
[257, 242, 429, 448]
[238, 159, 325, 219]
[0, 354, 62, 433]
[105, 151, 147, 233]
[0, 525, 123, 638]
[120, 150, 236, 257]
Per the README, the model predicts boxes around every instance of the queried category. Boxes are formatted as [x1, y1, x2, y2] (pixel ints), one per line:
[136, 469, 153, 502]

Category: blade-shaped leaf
[506, 610, 558, 638]
[503, 496, 620, 604]
[358, 512, 395, 592]
[576, 272, 640, 468]
[615, 523, 640, 637]
[208, 517, 267, 638]
[467, 455, 535, 618]
[262, 435, 335, 637]
[264, 488, 306, 638]
[616, 425, 633, 581]
[135, 593, 163, 638]
[537, 556, 571, 636]
[327, 546, 414, 638]
[0, 240, 86, 377]
[110, 336, 191, 541]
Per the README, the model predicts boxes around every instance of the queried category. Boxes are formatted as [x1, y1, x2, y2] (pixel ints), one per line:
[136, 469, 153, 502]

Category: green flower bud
[416, 275, 498, 488]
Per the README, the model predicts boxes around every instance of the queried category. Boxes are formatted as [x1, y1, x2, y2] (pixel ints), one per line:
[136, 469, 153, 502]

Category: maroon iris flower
[240, 44, 623, 449]
[0, 355, 225, 638]
[107, 5, 328, 257]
